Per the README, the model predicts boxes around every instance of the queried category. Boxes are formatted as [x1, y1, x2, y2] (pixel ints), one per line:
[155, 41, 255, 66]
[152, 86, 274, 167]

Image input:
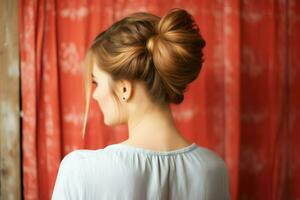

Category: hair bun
[146, 35, 157, 54]
[149, 8, 206, 104]
[158, 8, 199, 35]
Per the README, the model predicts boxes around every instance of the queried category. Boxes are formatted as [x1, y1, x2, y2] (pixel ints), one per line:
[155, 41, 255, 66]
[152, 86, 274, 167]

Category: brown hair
[82, 8, 206, 137]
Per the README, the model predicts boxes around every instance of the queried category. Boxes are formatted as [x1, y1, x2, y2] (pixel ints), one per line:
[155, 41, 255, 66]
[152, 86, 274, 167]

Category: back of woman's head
[83, 8, 206, 134]
[86, 7, 205, 103]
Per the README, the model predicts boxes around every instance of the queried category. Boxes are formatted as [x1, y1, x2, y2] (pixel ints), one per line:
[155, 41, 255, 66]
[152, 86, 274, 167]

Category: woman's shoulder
[60, 145, 135, 170]
[60, 147, 115, 165]
[195, 145, 227, 164]
[190, 145, 229, 176]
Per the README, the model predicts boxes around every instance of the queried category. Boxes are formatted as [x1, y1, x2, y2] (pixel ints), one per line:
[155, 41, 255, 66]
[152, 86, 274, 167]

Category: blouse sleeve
[51, 151, 84, 200]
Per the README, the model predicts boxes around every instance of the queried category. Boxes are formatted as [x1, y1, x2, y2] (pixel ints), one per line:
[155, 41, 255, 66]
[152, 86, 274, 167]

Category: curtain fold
[223, 1, 241, 199]
[19, 0, 300, 200]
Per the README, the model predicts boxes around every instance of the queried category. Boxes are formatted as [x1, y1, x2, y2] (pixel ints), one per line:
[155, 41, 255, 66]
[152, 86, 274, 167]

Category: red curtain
[19, 0, 300, 199]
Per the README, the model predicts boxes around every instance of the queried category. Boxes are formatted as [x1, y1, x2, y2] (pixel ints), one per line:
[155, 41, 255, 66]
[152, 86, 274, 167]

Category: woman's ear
[117, 80, 133, 102]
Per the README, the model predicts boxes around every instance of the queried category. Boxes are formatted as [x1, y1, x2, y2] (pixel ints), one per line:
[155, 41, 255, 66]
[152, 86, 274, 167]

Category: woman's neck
[124, 102, 191, 151]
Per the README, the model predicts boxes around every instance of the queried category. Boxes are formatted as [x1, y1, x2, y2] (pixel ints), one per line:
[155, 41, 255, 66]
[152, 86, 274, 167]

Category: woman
[52, 8, 230, 200]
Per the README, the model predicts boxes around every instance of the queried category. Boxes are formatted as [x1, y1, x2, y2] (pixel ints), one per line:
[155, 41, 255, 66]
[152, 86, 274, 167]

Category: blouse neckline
[105, 142, 198, 156]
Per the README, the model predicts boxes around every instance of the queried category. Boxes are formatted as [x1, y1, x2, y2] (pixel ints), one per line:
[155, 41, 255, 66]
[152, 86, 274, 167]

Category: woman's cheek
[95, 86, 115, 112]
[95, 87, 106, 107]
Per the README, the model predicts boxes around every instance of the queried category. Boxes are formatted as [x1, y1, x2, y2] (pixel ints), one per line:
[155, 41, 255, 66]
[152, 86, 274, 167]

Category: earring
[123, 87, 126, 101]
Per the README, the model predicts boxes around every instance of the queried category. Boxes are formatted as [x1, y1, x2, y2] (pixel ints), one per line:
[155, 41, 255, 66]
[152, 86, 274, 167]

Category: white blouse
[51, 142, 230, 200]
